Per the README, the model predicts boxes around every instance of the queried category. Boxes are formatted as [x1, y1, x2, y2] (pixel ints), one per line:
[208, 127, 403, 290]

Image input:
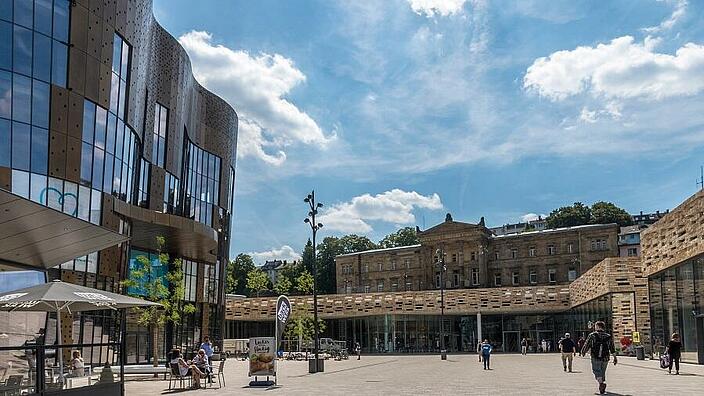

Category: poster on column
[248, 337, 276, 376]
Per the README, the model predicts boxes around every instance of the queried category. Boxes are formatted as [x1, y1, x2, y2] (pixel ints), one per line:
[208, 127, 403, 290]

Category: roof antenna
[698, 165, 704, 191]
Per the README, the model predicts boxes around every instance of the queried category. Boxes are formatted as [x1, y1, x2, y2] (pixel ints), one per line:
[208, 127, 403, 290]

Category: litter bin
[441, 350, 447, 360]
[635, 346, 645, 360]
[308, 358, 325, 373]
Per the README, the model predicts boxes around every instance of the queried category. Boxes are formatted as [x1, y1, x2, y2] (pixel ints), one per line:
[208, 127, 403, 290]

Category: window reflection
[184, 138, 222, 226]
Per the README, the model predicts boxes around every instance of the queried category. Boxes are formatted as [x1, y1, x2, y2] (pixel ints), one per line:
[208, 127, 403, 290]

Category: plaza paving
[124, 354, 704, 395]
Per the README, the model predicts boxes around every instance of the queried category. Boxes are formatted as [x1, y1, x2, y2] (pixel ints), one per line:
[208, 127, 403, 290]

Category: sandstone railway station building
[227, 192, 704, 364]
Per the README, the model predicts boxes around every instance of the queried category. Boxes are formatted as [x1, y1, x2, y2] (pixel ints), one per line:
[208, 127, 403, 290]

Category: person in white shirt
[169, 349, 203, 389]
[69, 351, 85, 377]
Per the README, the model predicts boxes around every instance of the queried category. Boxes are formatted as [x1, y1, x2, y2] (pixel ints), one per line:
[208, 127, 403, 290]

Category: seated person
[98, 361, 115, 383]
[69, 351, 85, 377]
[169, 349, 203, 389]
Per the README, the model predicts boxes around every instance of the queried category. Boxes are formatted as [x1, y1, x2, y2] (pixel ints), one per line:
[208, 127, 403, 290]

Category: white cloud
[524, 36, 704, 101]
[178, 31, 334, 165]
[521, 213, 545, 222]
[642, 0, 687, 34]
[407, 0, 468, 17]
[579, 107, 598, 123]
[319, 189, 444, 233]
[248, 245, 301, 265]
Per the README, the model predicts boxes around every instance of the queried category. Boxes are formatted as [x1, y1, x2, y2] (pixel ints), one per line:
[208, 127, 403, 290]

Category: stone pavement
[124, 354, 704, 395]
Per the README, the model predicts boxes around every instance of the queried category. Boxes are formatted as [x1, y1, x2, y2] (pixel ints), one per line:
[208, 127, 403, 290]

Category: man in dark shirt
[558, 332, 576, 372]
[581, 321, 617, 395]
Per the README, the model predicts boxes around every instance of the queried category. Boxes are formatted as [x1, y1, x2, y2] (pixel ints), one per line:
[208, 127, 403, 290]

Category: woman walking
[666, 333, 682, 375]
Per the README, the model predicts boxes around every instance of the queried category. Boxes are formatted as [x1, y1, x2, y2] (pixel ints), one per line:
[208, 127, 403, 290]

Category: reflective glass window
[0, 118, 9, 166]
[106, 113, 116, 154]
[52, 0, 68, 42]
[90, 188, 101, 224]
[0, 0, 11, 21]
[30, 126, 47, 174]
[51, 40, 66, 87]
[12, 121, 29, 170]
[31, 79, 49, 127]
[94, 106, 107, 149]
[13, 0, 32, 28]
[12, 24, 31, 76]
[29, 172, 46, 204]
[80, 142, 92, 183]
[111, 36, 121, 74]
[12, 169, 29, 197]
[92, 147, 104, 189]
[0, 70, 10, 118]
[103, 153, 113, 192]
[0, 20, 11, 70]
[12, 73, 31, 122]
[34, 0, 52, 36]
[82, 100, 95, 143]
[32, 32, 51, 81]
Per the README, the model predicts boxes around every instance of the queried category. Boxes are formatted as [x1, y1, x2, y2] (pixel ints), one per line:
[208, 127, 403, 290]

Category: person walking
[665, 333, 682, 375]
[477, 341, 483, 362]
[541, 339, 547, 353]
[481, 340, 493, 370]
[580, 321, 617, 395]
[355, 342, 361, 360]
[577, 335, 586, 353]
[521, 338, 528, 355]
[558, 333, 576, 372]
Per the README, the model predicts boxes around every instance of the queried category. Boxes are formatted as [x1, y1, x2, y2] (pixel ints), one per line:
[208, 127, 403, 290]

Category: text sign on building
[248, 337, 276, 377]
[632, 331, 640, 343]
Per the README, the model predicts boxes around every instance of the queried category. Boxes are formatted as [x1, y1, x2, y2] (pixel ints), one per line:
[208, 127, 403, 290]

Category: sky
[153, 0, 704, 264]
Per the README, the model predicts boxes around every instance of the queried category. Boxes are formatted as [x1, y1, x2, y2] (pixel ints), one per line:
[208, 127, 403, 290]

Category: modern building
[0, 0, 238, 367]
[641, 192, 704, 364]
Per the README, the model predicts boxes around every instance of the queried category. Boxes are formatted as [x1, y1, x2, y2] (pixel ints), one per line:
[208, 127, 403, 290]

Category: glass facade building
[648, 255, 704, 363]
[0, 0, 239, 373]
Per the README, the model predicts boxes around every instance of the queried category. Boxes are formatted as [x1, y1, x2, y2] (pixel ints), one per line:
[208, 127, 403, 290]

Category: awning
[0, 189, 130, 271]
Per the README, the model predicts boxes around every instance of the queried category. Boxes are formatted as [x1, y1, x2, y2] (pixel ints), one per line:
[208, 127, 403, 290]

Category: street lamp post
[304, 191, 324, 373]
[436, 248, 447, 360]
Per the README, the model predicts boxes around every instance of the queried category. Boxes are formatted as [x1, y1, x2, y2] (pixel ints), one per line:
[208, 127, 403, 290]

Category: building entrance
[503, 331, 520, 352]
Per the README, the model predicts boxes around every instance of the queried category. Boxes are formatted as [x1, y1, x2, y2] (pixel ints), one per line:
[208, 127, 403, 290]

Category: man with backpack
[580, 321, 617, 394]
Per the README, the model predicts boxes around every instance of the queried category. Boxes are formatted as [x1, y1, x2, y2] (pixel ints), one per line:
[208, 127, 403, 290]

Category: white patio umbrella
[0, 280, 161, 385]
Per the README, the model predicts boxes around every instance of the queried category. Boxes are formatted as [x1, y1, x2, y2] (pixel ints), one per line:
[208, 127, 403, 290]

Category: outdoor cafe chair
[168, 363, 192, 390]
[211, 359, 225, 388]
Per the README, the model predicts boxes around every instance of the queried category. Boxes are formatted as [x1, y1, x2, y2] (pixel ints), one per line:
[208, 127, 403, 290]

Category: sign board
[276, 295, 292, 343]
[632, 331, 640, 343]
[248, 337, 276, 376]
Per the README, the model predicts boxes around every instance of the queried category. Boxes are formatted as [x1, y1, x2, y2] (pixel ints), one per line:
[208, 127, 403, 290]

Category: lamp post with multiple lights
[304, 191, 323, 372]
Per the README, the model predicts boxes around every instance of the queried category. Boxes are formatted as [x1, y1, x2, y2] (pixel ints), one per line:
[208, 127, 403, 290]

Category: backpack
[589, 332, 612, 360]
[659, 354, 670, 369]
[481, 344, 491, 355]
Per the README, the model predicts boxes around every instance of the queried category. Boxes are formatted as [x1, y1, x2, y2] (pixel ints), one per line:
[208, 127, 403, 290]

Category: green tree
[225, 253, 255, 295]
[273, 275, 293, 295]
[246, 268, 271, 297]
[590, 201, 633, 226]
[295, 270, 314, 295]
[338, 234, 378, 253]
[301, 239, 315, 273]
[378, 227, 419, 248]
[316, 236, 343, 294]
[282, 303, 327, 351]
[546, 202, 592, 228]
[122, 236, 195, 370]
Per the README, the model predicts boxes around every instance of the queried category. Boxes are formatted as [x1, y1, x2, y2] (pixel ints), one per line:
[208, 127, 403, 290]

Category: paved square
[125, 354, 703, 395]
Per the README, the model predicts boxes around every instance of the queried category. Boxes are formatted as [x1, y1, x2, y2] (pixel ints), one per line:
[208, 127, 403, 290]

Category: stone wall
[641, 190, 704, 277]
[226, 285, 571, 322]
[568, 257, 650, 345]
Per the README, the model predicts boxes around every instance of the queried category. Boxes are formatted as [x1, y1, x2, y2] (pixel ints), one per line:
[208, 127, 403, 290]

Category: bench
[95, 365, 170, 379]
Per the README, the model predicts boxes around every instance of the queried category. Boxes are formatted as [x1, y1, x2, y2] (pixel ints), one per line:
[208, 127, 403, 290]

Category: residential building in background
[618, 225, 644, 257]
[260, 259, 296, 284]
[489, 216, 547, 236]
[0, 0, 238, 365]
[632, 210, 669, 226]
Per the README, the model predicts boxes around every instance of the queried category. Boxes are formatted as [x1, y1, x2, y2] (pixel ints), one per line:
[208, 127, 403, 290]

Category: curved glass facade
[184, 138, 221, 227]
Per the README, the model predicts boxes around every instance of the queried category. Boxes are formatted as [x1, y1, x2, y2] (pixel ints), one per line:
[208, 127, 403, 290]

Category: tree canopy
[378, 227, 419, 248]
[546, 201, 633, 229]
[225, 253, 255, 295]
[246, 268, 271, 297]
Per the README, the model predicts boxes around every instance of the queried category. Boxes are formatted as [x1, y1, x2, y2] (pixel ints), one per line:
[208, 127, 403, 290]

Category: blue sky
[153, 0, 704, 264]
